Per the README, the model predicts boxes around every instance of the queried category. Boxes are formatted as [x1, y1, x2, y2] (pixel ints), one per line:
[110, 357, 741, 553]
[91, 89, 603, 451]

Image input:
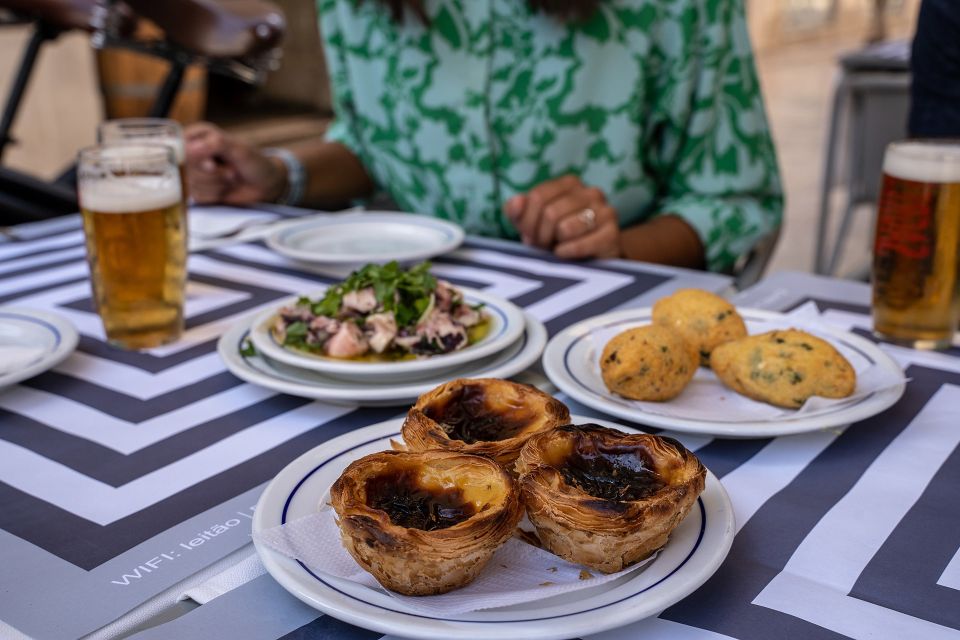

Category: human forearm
[619, 215, 705, 269]
[274, 139, 376, 207]
[186, 122, 376, 207]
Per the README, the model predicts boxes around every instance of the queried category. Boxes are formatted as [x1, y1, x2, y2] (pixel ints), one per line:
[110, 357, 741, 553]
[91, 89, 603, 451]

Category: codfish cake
[600, 325, 697, 401]
[710, 329, 856, 409]
[652, 288, 747, 366]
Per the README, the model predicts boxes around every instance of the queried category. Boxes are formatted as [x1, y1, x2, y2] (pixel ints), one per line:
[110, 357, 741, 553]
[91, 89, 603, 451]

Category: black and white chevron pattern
[124, 279, 960, 640]
[0, 216, 705, 640]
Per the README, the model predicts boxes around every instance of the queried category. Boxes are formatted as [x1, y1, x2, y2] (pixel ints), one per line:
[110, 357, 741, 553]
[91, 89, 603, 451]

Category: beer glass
[78, 145, 187, 349]
[98, 118, 188, 202]
[872, 140, 960, 350]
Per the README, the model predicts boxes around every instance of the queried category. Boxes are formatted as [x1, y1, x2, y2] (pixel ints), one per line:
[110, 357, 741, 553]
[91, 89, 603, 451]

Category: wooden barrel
[95, 22, 207, 124]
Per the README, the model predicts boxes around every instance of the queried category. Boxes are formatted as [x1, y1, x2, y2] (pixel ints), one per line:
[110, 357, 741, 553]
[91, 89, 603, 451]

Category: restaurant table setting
[111, 269, 960, 640]
[1, 142, 959, 638]
[0, 205, 733, 640]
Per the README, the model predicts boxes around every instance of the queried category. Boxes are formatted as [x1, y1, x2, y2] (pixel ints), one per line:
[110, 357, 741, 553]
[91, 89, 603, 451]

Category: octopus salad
[272, 262, 489, 361]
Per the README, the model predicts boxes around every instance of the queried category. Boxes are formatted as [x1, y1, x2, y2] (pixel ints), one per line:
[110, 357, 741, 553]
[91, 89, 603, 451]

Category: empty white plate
[249, 287, 526, 383]
[266, 212, 465, 265]
[0, 308, 79, 389]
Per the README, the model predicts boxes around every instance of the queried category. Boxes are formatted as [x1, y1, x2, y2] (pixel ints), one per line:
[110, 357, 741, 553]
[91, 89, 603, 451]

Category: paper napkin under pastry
[0, 344, 47, 376]
[582, 303, 907, 423]
[253, 508, 655, 616]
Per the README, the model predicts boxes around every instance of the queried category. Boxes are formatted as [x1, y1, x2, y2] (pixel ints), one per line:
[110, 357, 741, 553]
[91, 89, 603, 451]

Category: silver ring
[577, 207, 597, 231]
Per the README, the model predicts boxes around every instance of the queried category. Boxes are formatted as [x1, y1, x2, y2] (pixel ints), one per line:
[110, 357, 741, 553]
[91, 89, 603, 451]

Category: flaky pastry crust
[516, 424, 705, 573]
[402, 378, 571, 468]
[330, 449, 522, 595]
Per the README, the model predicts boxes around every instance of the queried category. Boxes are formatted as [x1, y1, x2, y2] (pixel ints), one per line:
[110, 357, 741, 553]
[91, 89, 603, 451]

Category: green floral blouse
[316, 0, 783, 272]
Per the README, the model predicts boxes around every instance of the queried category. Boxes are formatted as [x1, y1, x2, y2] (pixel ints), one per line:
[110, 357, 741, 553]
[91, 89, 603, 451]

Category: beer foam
[100, 121, 185, 162]
[884, 142, 960, 183]
[80, 176, 182, 214]
[99, 136, 183, 162]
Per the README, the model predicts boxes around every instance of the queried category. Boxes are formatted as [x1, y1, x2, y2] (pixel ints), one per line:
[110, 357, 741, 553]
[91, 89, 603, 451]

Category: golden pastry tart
[516, 424, 706, 573]
[330, 449, 522, 595]
[402, 378, 571, 468]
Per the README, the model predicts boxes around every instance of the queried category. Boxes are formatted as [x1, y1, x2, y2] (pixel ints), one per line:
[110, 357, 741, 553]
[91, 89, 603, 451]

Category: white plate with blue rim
[249, 287, 526, 383]
[266, 211, 465, 265]
[220, 312, 547, 406]
[0, 307, 79, 390]
[252, 415, 735, 640]
[542, 308, 907, 439]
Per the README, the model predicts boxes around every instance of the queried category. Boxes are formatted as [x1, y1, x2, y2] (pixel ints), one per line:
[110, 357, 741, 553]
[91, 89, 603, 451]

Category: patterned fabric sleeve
[643, 0, 784, 273]
[315, 1, 365, 163]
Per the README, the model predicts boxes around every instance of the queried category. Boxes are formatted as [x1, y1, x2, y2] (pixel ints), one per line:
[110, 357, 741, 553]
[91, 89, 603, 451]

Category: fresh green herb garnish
[239, 338, 256, 357]
[283, 321, 309, 347]
[309, 261, 437, 329]
[279, 262, 440, 352]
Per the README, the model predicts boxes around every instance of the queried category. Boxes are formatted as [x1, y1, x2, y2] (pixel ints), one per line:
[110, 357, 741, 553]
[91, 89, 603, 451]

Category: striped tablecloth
[122, 271, 960, 640]
[0, 209, 729, 640]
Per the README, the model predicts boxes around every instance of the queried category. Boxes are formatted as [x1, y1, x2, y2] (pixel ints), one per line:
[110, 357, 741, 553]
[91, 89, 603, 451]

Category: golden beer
[79, 146, 187, 349]
[872, 141, 960, 350]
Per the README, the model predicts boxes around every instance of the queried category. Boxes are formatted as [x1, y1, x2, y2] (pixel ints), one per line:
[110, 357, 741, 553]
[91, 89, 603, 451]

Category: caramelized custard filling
[560, 439, 665, 502]
[365, 471, 476, 531]
[424, 384, 532, 444]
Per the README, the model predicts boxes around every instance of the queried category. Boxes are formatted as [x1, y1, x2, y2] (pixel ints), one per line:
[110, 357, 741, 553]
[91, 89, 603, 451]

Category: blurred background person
[186, 0, 783, 272]
[909, 0, 960, 138]
[2, 0, 925, 276]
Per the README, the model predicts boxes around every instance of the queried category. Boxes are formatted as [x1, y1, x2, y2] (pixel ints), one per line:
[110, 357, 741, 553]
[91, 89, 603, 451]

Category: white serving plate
[266, 212, 464, 265]
[253, 416, 735, 640]
[249, 288, 526, 383]
[543, 308, 907, 439]
[0, 308, 79, 389]
[219, 313, 546, 406]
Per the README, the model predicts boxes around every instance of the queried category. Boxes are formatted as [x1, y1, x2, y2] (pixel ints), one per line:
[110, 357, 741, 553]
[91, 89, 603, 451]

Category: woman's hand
[184, 122, 287, 205]
[504, 175, 620, 259]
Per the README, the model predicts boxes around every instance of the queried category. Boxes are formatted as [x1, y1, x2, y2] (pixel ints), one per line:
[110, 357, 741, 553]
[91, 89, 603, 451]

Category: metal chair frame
[0, 2, 280, 224]
[813, 68, 910, 277]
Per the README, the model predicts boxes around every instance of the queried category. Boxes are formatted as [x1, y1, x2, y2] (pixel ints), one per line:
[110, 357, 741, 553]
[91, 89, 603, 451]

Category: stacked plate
[218, 288, 544, 407]
[253, 415, 735, 640]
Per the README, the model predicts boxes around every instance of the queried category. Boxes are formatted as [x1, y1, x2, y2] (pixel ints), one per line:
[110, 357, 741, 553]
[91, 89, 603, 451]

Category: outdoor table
[0, 210, 957, 640]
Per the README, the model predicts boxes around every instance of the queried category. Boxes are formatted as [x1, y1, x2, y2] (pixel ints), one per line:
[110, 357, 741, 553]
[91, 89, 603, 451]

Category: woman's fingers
[187, 164, 236, 204]
[555, 202, 613, 243]
[535, 190, 596, 247]
[516, 175, 581, 245]
[184, 123, 234, 203]
[184, 122, 277, 205]
[554, 215, 620, 260]
[184, 122, 227, 166]
[506, 175, 616, 256]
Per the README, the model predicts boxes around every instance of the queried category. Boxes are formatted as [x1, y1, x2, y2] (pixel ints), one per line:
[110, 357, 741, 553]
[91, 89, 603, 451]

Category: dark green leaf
[239, 339, 256, 357]
[312, 288, 341, 317]
[289, 261, 438, 329]
[283, 321, 309, 346]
